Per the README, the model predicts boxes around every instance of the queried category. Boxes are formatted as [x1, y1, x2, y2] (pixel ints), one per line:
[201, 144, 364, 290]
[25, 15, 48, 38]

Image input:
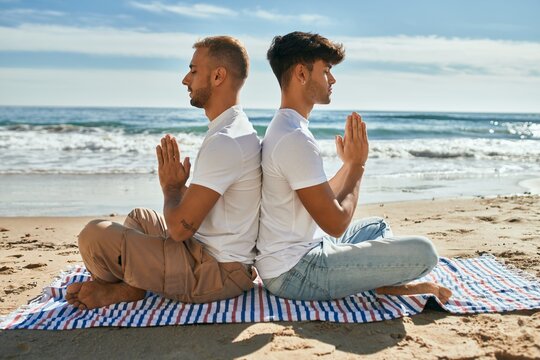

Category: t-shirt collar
[207, 105, 243, 134]
[278, 108, 309, 129]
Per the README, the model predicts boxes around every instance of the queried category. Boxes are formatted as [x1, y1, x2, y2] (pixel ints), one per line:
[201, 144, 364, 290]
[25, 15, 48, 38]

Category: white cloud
[0, 68, 187, 107]
[0, 24, 198, 58]
[341, 35, 540, 77]
[327, 70, 540, 112]
[1, 24, 539, 79]
[2, 67, 539, 112]
[247, 9, 330, 24]
[0, 23, 270, 62]
[1, 24, 540, 111]
[2, 8, 65, 16]
[130, 1, 237, 18]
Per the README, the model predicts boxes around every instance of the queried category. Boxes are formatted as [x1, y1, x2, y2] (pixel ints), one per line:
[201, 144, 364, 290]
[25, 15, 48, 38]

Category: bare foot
[66, 280, 145, 310]
[376, 281, 453, 304]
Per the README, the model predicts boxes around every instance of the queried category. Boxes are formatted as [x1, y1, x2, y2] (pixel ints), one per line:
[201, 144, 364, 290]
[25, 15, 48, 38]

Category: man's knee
[410, 236, 439, 272]
[350, 216, 391, 236]
[127, 207, 146, 219]
[126, 207, 154, 225]
[78, 219, 112, 257]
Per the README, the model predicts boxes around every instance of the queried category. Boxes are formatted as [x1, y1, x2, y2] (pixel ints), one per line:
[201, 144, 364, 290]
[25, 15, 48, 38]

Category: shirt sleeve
[191, 135, 243, 195]
[273, 130, 328, 190]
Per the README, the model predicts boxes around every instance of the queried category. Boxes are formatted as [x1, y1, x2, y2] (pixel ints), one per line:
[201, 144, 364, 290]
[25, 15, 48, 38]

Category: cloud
[0, 24, 197, 58]
[1, 24, 539, 78]
[340, 35, 540, 77]
[247, 9, 330, 24]
[0, 67, 186, 107]
[130, 1, 237, 18]
[0, 8, 66, 22]
[2, 67, 539, 112]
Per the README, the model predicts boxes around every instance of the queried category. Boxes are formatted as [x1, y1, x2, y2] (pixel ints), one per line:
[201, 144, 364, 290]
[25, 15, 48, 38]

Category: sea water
[1, 107, 539, 215]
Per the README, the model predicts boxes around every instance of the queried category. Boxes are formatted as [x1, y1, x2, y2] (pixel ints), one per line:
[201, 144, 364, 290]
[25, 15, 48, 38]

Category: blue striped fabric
[1, 255, 539, 330]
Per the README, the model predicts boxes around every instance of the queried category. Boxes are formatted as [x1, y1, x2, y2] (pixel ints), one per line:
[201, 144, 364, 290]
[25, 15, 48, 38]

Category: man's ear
[293, 64, 309, 85]
[212, 67, 227, 86]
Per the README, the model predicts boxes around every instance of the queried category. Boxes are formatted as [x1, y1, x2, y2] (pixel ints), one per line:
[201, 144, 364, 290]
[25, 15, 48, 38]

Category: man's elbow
[320, 221, 349, 238]
[167, 225, 192, 242]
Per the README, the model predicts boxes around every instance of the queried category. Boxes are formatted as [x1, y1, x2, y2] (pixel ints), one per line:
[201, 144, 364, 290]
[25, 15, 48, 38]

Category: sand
[1, 195, 539, 359]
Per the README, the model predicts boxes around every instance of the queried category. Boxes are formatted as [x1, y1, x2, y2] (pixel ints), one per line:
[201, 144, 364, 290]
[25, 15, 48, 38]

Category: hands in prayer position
[156, 134, 191, 194]
[335, 112, 369, 168]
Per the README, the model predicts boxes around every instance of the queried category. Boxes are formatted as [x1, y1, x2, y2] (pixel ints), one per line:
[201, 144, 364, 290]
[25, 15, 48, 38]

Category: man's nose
[181, 73, 189, 86]
[329, 73, 336, 84]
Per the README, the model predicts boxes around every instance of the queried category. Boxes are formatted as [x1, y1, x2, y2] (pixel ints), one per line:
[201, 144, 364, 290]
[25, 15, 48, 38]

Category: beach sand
[1, 195, 539, 359]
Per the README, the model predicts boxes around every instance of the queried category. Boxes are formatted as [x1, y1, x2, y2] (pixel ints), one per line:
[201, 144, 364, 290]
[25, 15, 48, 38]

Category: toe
[439, 287, 453, 303]
[67, 282, 84, 293]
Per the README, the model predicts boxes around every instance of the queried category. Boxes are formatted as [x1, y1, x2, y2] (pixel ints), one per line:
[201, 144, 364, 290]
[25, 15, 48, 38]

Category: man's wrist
[162, 184, 184, 197]
[343, 161, 366, 172]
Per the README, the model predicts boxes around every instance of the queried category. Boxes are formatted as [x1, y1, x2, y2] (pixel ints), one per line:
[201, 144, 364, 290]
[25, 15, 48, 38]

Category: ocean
[1, 106, 539, 216]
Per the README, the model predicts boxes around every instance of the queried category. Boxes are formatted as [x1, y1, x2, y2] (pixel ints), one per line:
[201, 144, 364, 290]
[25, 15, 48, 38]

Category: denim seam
[303, 263, 430, 270]
[341, 221, 385, 243]
[279, 269, 332, 298]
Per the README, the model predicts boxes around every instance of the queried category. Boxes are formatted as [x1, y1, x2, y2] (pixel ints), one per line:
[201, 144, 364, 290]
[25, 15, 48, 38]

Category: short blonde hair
[193, 36, 249, 83]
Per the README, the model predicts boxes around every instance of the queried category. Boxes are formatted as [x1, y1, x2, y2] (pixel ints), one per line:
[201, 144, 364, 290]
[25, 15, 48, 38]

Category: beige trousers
[78, 207, 255, 303]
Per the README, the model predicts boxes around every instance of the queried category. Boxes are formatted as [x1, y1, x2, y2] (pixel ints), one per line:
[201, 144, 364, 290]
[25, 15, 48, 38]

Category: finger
[335, 135, 343, 150]
[172, 137, 180, 162]
[351, 113, 359, 141]
[156, 145, 164, 167]
[165, 135, 175, 162]
[161, 137, 168, 163]
[362, 121, 368, 142]
[345, 115, 352, 142]
[183, 156, 191, 175]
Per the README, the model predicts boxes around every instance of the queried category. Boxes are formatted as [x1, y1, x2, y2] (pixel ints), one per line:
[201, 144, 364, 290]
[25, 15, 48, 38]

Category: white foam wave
[0, 129, 204, 174]
[318, 138, 540, 162]
[1, 132, 539, 176]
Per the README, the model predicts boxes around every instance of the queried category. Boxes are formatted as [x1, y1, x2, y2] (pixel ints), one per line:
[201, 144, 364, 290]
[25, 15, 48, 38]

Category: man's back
[256, 108, 327, 279]
[192, 105, 261, 264]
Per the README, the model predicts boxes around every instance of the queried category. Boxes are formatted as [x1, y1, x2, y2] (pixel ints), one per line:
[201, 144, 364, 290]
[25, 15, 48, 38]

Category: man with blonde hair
[67, 36, 261, 309]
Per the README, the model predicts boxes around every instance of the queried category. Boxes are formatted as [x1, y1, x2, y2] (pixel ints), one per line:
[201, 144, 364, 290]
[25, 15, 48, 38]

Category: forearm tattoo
[181, 219, 197, 234]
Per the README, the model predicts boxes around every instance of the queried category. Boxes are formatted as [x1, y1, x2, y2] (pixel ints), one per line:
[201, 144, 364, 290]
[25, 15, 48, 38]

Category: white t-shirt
[191, 105, 261, 265]
[255, 108, 328, 279]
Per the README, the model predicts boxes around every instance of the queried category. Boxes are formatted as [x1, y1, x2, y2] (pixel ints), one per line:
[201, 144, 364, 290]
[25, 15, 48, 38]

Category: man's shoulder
[203, 132, 243, 154]
[265, 125, 312, 148]
[204, 127, 259, 161]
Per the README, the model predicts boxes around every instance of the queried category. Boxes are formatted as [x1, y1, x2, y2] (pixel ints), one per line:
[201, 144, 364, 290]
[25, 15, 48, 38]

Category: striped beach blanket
[2, 255, 539, 329]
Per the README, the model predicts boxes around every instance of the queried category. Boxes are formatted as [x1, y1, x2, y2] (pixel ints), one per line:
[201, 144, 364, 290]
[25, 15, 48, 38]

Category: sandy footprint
[23, 263, 47, 269]
[4, 282, 37, 295]
[0, 266, 16, 274]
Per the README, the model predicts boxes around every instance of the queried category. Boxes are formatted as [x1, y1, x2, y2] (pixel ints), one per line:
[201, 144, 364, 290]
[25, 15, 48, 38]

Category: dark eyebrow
[189, 64, 197, 69]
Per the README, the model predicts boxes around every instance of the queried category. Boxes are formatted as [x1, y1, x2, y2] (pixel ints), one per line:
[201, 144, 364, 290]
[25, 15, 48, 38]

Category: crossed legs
[264, 217, 452, 302]
[67, 208, 167, 310]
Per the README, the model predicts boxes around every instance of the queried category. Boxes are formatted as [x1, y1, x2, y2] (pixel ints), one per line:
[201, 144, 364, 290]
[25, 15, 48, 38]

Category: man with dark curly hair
[256, 31, 452, 303]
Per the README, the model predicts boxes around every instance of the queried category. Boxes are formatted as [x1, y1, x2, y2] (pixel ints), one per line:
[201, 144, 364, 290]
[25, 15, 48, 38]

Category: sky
[0, 0, 539, 112]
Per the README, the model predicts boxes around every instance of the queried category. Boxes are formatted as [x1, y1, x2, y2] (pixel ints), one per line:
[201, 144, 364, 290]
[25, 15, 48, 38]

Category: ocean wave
[1, 107, 539, 176]
[317, 138, 540, 161]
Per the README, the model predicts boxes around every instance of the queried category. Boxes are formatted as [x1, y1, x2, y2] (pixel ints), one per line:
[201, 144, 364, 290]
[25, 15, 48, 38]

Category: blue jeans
[262, 217, 438, 301]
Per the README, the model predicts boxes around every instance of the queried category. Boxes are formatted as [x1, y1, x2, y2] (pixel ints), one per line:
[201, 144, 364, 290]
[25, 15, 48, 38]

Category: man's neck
[280, 92, 314, 120]
[205, 96, 239, 121]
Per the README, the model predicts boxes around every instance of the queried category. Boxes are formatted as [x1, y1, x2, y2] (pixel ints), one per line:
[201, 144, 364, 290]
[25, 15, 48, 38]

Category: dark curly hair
[267, 31, 345, 88]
